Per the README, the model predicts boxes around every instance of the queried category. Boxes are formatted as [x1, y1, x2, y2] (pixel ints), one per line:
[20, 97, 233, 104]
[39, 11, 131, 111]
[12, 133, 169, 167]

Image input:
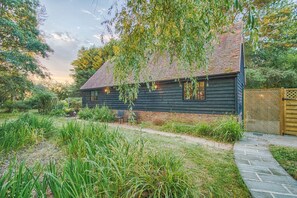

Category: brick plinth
[113, 110, 226, 124]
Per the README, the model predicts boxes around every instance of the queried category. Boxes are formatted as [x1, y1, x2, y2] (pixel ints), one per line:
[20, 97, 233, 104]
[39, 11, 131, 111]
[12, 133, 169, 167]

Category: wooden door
[283, 89, 297, 136]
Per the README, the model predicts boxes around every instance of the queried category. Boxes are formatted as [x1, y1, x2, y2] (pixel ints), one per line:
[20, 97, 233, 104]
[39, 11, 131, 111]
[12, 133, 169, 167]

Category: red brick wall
[113, 110, 225, 124]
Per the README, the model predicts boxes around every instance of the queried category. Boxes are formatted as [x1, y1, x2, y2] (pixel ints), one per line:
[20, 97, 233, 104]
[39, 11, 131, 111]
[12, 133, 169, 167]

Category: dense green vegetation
[71, 40, 118, 91]
[78, 106, 115, 122]
[0, 113, 55, 152]
[270, 145, 297, 180]
[0, 0, 51, 104]
[142, 117, 243, 143]
[0, 113, 250, 197]
[245, 0, 297, 88]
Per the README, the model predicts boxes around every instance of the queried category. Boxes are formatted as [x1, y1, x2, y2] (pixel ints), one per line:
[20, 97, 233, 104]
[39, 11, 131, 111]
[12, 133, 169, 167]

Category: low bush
[2, 100, 32, 112]
[161, 117, 243, 142]
[78, 106, 115, 122]
[77, 106, 93, 120]
[68, 97, 82, 112]
[0, 113, 55, 151]
[93, 106, 115, 122]
[49, 108, 66, 116]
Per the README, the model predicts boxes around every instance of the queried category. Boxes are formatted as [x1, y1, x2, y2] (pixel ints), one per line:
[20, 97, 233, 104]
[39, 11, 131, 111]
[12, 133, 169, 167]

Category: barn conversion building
[80, 23, 245, 123]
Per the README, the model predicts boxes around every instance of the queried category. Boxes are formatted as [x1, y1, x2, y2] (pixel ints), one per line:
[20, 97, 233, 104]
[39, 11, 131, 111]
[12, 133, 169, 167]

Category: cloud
[50, 32, 78, 42]
[81, 9, 102, 21]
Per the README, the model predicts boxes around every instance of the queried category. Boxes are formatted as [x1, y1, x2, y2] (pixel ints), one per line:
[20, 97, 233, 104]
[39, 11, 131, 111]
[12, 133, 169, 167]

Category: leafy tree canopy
[71, 39, 117, 90]
[245, 0, 297, 88]
[0, 0, 51, 103]
[100, 0, 261, 106]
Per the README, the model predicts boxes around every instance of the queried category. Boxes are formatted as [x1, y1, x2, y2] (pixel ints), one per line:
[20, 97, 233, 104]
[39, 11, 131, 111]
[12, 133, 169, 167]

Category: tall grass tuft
[49, 121, 196, 197]
[213, 117, 243, 142]
[0, 113, 55, 152]
[0, 162, 46, 197]
[161, 116, 243, 142]
[0, 121, 196, 197]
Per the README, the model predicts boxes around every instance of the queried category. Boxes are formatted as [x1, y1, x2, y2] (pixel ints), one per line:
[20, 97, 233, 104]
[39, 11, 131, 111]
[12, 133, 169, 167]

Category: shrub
[0, 113, 55, 151]
[78, 106, 115, 122]
[93, 106, 115, 122]
[30, 89, 57, 114]
[77, 106, 93, 120]
[2, 100, 32, 112]
[49, 109, 66, 117]
[68, 98, 82, 112]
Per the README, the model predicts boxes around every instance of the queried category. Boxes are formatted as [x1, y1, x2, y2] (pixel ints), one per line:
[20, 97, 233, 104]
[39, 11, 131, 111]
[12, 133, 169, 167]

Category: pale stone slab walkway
[234, 132, 297, 198]
[109, 123, 233, 150]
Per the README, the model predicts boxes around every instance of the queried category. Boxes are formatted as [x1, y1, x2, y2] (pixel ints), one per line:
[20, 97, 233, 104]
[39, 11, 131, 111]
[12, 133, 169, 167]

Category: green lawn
[270, 145, 297, 180]
[0, 112, 250, 197]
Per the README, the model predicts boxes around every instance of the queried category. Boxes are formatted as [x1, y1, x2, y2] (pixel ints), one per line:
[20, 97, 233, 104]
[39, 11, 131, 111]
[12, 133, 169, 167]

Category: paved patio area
[234, 132, 297, 198]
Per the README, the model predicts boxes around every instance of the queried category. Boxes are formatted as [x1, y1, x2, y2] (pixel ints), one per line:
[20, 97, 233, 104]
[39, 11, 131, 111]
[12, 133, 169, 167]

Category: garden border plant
[158, 116, 243, 143]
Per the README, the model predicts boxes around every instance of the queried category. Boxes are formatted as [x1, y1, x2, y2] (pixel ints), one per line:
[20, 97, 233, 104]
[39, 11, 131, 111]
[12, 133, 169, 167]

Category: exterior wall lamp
[105, 87, 110, 94]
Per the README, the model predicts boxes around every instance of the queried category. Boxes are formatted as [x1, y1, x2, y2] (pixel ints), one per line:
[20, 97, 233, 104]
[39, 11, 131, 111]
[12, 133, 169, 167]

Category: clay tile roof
[80, 23, 243, 90]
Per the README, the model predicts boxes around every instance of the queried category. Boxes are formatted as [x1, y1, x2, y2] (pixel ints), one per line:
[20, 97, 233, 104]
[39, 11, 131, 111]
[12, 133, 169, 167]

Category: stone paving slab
[234, 132, 297, 198]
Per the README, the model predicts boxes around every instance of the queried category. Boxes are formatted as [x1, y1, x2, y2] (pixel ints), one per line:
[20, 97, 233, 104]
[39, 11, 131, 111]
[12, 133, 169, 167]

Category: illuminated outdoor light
[105, 87, 110, 94]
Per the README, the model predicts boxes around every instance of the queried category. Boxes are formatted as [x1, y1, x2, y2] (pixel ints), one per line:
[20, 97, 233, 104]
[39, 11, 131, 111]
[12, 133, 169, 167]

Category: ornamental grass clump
[160, 116, 243, 142]
[0, 113, 55, 152]
[213, 117, 243, 142]
[50, 121, 196, 197]
[0, 162, 46, 197]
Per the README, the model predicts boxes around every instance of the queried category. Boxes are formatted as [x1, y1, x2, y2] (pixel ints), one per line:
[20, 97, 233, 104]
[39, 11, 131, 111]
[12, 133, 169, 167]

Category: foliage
[77, 106, 93, 120]
[0, 113, 55, 152]
[270, 145, 297, 180]
[30, 85, 58, 114]
[2, 100, 32, 113]
[0, 0, 51, 105]
[245, 0, 297, 88]
[54, 121, 196, 197]
[78, 106, 114, 122]
[0, 121, 197, 197]
[0, 162, 46, 197]
[71, 40, 118, 90]
[67, 97, 82, 112]
[49, 98, 81, 117]
[48, 82, 72, 100]
[100, 0, 260, 107]
[213, 117, 243, 142]
[161, 117, 243, 142]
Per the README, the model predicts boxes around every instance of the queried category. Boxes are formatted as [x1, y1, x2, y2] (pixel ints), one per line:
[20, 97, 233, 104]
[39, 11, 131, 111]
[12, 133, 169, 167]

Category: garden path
[234, 132, 297, 198]
[109, 123, 233, 150]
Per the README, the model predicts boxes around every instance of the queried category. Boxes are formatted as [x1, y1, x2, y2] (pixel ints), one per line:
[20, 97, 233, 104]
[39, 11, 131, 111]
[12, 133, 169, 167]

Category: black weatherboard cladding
[82, 75, 237, 115]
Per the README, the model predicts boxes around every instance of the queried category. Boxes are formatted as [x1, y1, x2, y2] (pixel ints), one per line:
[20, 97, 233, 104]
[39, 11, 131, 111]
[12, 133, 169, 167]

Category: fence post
[280, 87, 284, 135]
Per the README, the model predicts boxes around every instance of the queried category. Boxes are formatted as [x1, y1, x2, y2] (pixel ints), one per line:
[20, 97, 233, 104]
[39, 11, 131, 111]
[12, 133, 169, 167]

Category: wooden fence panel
[284, 89, 297, 136]
[244, 89, 282, 134]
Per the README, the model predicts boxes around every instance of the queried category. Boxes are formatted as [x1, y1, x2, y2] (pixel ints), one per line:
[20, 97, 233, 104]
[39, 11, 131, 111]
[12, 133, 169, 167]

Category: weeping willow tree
[101, 0, 260, 109]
